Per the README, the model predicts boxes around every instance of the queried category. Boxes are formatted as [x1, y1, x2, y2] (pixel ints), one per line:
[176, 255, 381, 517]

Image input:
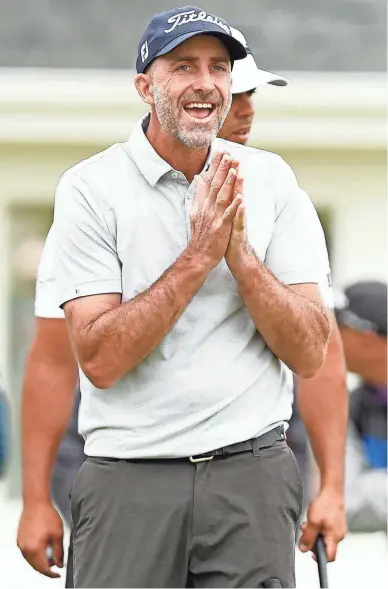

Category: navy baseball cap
[335, 281, 387, 337]
[136, 6, 247, 74]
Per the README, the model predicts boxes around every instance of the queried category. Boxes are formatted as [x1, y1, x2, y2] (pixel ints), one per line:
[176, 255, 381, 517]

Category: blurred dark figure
[287, 389, 309, 505]
[0, 374, 10, 479]
[335, 281, 387, 533]
[51, 389, 84, 527]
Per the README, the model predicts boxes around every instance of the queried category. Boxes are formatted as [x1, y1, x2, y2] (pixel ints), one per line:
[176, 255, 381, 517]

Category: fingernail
[300, 544, 308, 552]
[229, 167, 236, 175]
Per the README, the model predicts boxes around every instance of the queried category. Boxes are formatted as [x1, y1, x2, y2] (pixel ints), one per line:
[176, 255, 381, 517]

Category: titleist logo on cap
[164, 9, 231, 34]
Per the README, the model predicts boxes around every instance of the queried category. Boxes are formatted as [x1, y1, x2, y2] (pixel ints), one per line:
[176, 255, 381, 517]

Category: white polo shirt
[51, 115, 332, 459]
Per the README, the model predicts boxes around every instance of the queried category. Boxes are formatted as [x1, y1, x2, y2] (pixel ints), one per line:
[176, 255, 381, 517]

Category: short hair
[144, 60, 159, 79]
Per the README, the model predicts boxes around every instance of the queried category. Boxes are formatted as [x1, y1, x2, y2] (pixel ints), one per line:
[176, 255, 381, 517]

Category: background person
[17, 226, 81, 582]
[335, 281, 387, 533]
[218, 26, 348, 561]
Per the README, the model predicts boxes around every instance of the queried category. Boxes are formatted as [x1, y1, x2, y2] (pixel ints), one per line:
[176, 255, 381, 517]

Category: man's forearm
[21, 355, 77, 506]
[297, 323, 348, 492]
[229, 251, 331, 377]
[72, 248, 211, 388]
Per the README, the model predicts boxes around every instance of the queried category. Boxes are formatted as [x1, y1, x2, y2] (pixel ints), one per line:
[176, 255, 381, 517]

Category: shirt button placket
[185, 184, 194, 241]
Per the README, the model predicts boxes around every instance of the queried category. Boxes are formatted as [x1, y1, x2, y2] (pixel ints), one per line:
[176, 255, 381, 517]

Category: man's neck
[146, 115, 210, 183]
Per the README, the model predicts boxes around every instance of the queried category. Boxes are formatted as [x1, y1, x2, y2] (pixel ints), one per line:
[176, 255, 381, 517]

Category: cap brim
[231, 53, 288, 94]
[155, 30, 247, 64]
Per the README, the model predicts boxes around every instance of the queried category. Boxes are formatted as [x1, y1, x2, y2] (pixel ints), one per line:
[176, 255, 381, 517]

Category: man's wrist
[319, 481, 345, 498]
[182, 244, 216, 276]
[22, 487, 52, 509]
[226, 247, 260, 285]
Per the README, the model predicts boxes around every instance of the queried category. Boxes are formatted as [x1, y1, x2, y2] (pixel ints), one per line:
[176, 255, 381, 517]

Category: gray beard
[152, 84, 232, 148]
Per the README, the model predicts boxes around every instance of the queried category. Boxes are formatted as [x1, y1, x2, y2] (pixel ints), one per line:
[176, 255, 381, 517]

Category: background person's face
[218, 90, 255, 144]
[150, 35, 232, 148]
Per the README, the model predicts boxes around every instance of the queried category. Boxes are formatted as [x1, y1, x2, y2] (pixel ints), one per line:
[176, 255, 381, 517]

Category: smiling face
[140, 35, 232, 148]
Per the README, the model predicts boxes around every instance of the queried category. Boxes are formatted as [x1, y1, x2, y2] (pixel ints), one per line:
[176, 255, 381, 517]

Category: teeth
[186, 103, 213, 109]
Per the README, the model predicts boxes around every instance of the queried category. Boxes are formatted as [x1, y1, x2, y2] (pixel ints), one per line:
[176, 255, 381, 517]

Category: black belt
[188, 425, 285, 463]
[93, 425, 286, 464]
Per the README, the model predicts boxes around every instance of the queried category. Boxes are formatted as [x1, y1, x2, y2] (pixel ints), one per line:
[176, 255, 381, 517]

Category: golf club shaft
[315, 534, 329, 588]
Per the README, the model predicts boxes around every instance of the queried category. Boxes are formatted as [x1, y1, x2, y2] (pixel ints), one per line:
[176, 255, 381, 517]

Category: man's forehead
[165, 34, 230, 61]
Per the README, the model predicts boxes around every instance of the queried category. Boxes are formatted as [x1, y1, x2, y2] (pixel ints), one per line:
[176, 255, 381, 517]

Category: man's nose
[191, 69, 216, 94]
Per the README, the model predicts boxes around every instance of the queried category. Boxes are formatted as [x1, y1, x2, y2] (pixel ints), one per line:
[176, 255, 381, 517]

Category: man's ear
[135, 73, 154, 106]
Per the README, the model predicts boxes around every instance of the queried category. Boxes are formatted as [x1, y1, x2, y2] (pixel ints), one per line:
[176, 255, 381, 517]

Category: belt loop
[251, 438, 261, 457]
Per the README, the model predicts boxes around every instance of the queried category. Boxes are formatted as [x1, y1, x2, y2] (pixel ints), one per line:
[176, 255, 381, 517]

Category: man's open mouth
[184, 102, 215, 120]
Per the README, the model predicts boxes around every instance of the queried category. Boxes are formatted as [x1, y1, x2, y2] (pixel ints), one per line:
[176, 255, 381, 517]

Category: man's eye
[213, 65, 227, 72]
[177, 64, 190, 72]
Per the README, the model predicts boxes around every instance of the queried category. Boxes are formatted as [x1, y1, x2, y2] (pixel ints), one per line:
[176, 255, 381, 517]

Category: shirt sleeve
[54, 172, 122, 308]
[317, 271, 334, 308]
[264, 158, 332, 298]
[35, 226, 65, 318]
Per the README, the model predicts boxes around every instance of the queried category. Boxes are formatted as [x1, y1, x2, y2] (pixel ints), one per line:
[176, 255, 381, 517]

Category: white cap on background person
[230, 27, 289, 94]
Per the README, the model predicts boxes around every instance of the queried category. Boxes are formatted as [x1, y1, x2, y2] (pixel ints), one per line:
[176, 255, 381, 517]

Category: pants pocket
[286, 445, 304, 524]
[70, 458, 89, 531]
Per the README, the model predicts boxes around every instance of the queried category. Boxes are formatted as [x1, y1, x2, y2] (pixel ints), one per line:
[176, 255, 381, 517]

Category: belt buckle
[189, 454, 214, 463]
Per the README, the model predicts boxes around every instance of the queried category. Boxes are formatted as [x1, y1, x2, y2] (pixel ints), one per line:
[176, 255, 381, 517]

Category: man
[51, 6, 331, 586]
[15, 11, 332, 574]
[17, 227, 81, 583]
[218, 27, 348, 561]
[220, 26, 289, 145]
[17, 25, 294, 586]
[335, 281, 387, 533]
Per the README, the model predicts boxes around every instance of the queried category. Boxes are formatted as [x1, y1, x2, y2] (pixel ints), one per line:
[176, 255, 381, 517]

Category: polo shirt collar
[126, 113, 217, 187]
[125, 114, 171, 187]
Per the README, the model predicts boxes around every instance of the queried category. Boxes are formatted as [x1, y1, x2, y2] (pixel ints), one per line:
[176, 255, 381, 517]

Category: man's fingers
[324, 535, 338, 562]
[223, 194, 242, 222]
[299, 522, 319, 552]
[21, 545, 60, 578]
[208, 153, 232, 202]
[202, 151, 224, 185]
[192, 174, 208, 210]
[232, 199, 245, 232]
[230, 159, 240, 172]
[37, 552, 61, 578]
[234, 175, 244, 198]
[209, 151, 224, 175]
[51, 536, 64, 568]
[215, 166, 237, 209]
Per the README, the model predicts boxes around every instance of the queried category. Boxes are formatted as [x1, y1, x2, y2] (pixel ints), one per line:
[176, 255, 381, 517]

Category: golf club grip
[315, 534, 329, 588]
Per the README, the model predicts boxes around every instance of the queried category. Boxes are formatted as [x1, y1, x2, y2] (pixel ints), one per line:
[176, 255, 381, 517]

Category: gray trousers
[71, 437, 303, 588]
